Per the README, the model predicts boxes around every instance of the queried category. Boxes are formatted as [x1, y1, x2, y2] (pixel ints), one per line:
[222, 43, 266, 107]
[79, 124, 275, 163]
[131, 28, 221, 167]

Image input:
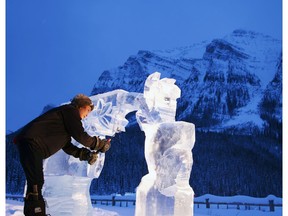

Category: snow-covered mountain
[91, 29, 282, 135]
[6, 30, 282, 197]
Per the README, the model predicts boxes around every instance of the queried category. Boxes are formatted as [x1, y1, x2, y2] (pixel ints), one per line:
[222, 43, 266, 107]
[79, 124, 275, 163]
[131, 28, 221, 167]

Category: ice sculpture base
[43, 175, 93, 216]
[136, 180, 194, 216]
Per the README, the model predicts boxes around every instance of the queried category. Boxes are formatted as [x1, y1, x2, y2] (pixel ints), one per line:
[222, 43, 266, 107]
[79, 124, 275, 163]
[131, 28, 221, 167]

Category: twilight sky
[6, 0, 282, 132]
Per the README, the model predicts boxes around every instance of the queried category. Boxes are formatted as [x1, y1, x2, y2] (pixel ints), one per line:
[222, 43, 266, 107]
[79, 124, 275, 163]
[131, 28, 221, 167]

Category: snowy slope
[224, 29, 281, 87]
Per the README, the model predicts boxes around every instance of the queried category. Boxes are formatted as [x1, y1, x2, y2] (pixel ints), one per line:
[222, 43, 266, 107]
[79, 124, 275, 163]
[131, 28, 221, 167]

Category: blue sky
[6, 0, 282, 132]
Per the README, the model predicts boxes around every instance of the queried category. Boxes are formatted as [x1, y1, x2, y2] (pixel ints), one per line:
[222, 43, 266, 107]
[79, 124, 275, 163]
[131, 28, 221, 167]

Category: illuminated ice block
[135, 73, 195, 216]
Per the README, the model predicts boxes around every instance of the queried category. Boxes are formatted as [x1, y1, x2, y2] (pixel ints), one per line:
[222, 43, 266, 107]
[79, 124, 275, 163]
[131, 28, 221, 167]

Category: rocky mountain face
[259, 54, 282, 140]
[91, 30, 282, 136]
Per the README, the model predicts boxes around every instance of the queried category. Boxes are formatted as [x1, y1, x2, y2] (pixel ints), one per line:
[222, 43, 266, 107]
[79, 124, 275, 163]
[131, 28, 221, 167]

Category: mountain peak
[203, 39, 249, 61]
[232, 29, 260, 37]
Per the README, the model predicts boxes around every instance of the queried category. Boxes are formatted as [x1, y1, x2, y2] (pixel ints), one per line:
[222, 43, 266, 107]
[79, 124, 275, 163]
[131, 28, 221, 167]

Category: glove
[87, 152, 98, 165]
[93, 137, 111, 153]
[99, 138, 111, 153]
[79, 148, 98, 165]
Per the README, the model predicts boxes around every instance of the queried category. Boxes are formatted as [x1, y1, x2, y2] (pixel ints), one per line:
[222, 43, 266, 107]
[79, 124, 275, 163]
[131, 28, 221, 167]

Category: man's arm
[61, 106, 98, 149]
[62, 142, 98, 165]
[62, 142, 81, 158]
[61, 106, 111, 152]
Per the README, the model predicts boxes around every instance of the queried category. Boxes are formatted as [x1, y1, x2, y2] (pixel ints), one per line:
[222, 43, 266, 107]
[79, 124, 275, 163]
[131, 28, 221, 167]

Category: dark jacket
[16, 104, 97, 159]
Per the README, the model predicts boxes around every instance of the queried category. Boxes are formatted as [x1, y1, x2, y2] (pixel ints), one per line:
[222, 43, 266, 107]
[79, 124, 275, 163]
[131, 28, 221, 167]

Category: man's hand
[87, 152, 98, 165]
[98, 138, 111, 153]
[79, 148, 98, 165]
[92, 137, 111, 153]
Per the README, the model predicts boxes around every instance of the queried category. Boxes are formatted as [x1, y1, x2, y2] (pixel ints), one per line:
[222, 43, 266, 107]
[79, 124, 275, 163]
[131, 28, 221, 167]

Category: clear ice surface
[38, 72, 195, 216]
[135, 73, 195, 216]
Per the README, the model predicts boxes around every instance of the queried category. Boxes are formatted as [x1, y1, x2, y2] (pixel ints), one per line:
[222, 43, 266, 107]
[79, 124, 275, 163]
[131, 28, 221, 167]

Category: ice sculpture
[40, 72, 195, 216]
[42, 90, 143, 215]
[135, 73, 195, 216]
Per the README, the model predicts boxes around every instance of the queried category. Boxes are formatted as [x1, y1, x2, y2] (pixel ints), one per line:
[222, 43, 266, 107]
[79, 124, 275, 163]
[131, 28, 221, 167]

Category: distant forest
[6, 122, 282, 197]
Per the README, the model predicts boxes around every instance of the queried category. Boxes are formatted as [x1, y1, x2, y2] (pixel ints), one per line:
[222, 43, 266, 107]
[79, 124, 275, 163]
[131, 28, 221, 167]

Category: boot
[24, 185, 46, 216]
[24, 199, 46, 216]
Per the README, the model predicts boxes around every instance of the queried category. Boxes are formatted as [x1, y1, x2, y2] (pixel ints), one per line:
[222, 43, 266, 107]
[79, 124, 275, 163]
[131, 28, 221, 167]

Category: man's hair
[71, 94, 94, 110]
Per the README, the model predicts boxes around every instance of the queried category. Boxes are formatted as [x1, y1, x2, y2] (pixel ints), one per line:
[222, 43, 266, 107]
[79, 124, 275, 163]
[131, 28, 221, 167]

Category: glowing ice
[42, 90, 142, 215]
[135, 73, 195, 216]
[37, 72, 195, 216]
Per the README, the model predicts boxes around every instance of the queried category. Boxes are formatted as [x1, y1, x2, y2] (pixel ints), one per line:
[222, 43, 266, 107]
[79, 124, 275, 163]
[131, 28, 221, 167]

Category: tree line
[6, 123, 282, 197]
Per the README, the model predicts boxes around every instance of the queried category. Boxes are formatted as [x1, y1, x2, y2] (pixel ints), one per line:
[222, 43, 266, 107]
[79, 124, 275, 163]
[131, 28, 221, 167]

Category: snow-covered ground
[5, 194, 282, 216]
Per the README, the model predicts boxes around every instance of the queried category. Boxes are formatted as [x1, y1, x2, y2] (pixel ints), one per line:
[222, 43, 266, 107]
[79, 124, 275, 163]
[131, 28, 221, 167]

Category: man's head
[71, 94, 94, 119]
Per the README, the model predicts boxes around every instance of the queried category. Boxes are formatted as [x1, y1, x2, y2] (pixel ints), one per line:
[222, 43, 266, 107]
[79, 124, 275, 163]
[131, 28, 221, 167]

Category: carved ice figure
[40, 72, 195, 216]
[135, 72, 195, 216]
[42, 90, 142, 216]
